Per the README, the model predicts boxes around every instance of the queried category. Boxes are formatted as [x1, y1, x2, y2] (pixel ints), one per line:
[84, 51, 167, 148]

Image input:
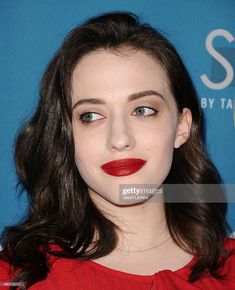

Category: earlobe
[174, 108, 192, 149]
[174, 132, 190, 149]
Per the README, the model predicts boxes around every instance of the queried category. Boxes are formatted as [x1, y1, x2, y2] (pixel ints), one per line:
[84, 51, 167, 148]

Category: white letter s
[200, 29, 234, 90]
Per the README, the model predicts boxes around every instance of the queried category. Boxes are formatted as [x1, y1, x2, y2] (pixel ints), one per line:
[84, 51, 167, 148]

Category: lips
[101, 158, 146, 177]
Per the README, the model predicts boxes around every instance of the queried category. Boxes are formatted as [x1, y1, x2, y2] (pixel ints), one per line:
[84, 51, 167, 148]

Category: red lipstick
[101, 158, 146, 177]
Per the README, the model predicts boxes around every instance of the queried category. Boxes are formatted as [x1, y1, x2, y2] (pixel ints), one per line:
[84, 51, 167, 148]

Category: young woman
[0, 11, 234, 290]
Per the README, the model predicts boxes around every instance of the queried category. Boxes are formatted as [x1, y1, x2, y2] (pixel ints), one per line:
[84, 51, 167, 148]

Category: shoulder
[0, 249, 87, 289]
[0, 252, 20, 287]
[223, 237, 235, 249]
[222, 237, 235, 274]
[30, 257, 87, 289]
[223, 237, 235, 264]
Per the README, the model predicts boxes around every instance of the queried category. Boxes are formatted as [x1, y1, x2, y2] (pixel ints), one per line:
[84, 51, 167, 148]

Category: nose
[106, 118, 135, 152]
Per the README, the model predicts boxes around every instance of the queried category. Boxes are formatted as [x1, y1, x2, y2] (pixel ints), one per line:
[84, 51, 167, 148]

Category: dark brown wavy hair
[0, 11, 231, 289]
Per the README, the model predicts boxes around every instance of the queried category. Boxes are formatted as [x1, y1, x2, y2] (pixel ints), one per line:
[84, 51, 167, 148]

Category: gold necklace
[119, 236, 171, 256]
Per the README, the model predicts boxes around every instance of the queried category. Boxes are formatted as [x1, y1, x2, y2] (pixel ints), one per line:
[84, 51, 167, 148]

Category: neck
[90, 191, 170, 251]
[89, 190, 194, 275]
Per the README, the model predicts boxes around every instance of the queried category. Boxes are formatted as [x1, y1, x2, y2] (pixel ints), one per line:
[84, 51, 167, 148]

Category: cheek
[73, 132, 88, 165]
[74, 139, 95, 166]
[141, 125, 176, 179]
[73, 133, 103, 183]
[141, 124, 176, 153]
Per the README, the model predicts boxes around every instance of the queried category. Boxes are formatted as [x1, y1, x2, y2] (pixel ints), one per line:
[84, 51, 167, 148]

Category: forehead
[71, 49, 173, 104]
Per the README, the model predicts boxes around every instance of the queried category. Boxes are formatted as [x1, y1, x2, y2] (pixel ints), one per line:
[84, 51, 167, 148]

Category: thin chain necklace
[118, 236, 171, 256]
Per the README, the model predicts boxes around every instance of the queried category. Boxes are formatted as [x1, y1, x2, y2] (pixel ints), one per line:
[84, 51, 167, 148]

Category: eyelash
[78, 105, 159, 125]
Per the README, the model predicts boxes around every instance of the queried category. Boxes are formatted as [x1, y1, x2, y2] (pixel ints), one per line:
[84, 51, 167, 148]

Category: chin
[106, 197, 147, 207]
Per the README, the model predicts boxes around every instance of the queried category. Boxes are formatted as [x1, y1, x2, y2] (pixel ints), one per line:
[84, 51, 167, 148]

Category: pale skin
[71, 48, 193, 275]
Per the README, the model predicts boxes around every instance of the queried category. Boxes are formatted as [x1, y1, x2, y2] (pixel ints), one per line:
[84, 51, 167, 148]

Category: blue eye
[133, 106, 158, 117]
[78, 106, 158, 125]
[79, 112, 103, 124]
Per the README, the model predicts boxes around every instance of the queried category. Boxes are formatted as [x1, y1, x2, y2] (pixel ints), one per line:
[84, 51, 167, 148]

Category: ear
[174, 108, 192, 149]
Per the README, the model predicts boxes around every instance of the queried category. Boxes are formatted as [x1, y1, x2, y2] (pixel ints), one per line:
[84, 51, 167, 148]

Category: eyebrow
[72, 90, 165, 111]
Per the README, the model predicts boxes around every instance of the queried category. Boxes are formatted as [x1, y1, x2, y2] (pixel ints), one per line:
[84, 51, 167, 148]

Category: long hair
[0, 11, 230, 289]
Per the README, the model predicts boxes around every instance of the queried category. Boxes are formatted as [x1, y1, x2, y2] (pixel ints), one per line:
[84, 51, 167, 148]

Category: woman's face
[71, 49, 191, 205]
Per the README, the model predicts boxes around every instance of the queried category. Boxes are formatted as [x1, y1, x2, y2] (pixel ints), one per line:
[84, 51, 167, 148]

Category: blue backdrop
[1, 0, 234, 235]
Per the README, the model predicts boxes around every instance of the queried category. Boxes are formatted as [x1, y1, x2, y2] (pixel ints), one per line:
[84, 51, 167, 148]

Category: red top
[0, 238, 235, 289]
